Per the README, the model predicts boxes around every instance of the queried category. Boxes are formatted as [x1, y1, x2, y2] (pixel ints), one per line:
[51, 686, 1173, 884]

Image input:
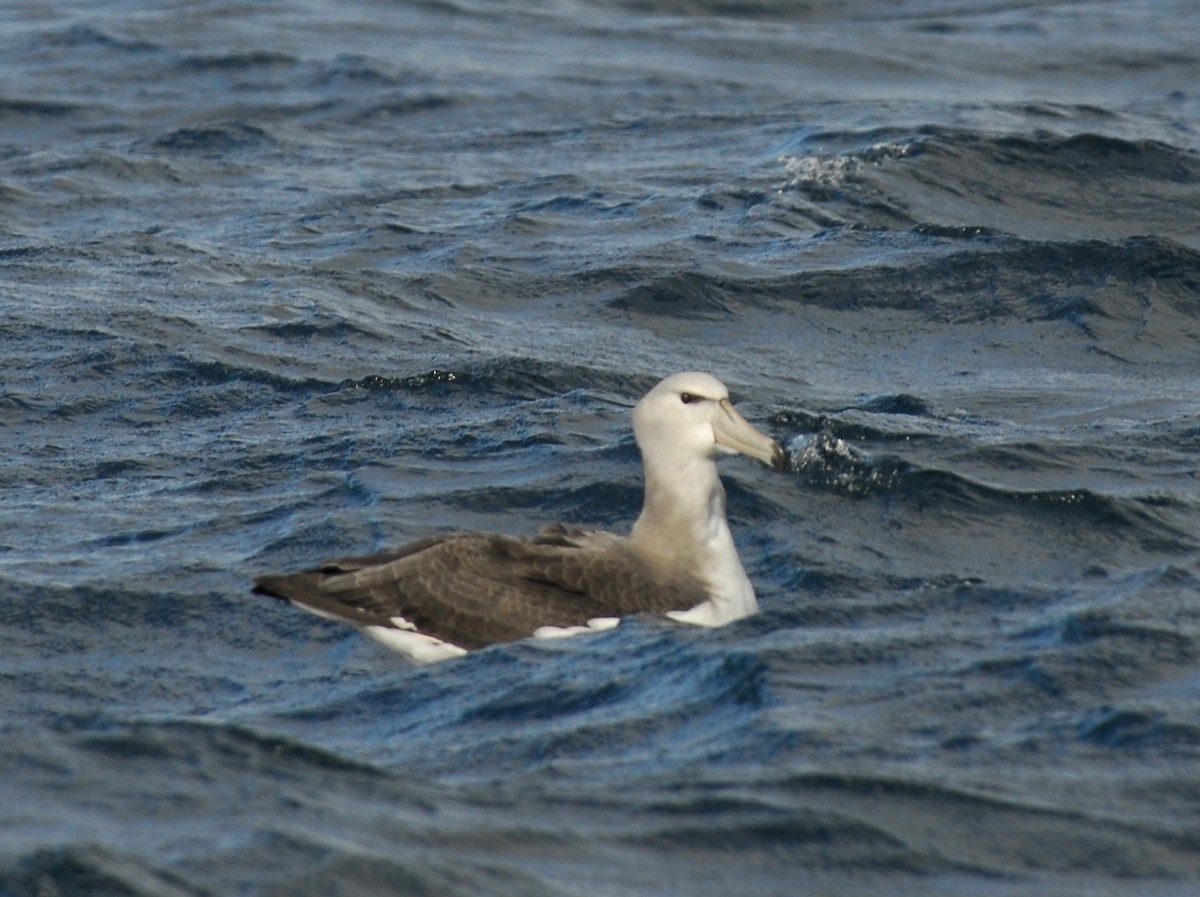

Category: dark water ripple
[3, 0, 1200, 895]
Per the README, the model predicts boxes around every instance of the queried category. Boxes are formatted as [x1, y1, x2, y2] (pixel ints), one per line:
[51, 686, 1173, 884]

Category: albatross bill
[252, 371, 785, 663]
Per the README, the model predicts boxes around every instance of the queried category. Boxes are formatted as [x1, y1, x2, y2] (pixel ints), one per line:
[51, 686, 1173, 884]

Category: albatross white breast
[252, 372, 785, 663]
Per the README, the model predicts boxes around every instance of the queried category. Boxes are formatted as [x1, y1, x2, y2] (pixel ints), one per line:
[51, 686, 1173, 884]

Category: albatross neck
[629, 452, 758, 624]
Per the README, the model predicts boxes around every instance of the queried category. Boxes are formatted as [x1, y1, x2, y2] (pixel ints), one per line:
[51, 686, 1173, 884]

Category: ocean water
[3, 0, 1200, 894]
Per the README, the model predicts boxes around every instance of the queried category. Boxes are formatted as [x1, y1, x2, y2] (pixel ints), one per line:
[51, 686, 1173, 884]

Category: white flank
[666, 602, 724, 627]
[364, 626, 467, 664]
[533, 617, 620, 640]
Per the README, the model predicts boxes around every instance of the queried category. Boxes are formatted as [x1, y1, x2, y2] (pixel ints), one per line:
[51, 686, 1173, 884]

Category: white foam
[778, 142, 914, 192]
[779, 153, 858, 189]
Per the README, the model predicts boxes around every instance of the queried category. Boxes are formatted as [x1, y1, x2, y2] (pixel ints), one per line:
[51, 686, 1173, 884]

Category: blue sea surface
[2, 1, 1199, 895]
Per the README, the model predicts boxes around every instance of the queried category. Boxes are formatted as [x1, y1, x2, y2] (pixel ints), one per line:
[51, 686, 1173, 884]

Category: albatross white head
[629, 372, 784, 627]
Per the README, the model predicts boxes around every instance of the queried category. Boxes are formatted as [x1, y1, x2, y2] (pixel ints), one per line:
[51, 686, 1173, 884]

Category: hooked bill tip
[770, 441, 789, 472]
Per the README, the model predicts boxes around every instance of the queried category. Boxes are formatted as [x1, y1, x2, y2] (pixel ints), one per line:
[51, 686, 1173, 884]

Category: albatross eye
[679, 392, 696, 404]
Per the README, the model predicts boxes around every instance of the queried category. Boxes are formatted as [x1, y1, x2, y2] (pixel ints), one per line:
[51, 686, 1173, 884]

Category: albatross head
[629, 372, 783, 626]
[632, 372, 785, 472]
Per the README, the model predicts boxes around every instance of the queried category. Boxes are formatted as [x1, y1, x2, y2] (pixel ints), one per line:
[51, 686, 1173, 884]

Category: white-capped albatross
[252, 371, 785, 663]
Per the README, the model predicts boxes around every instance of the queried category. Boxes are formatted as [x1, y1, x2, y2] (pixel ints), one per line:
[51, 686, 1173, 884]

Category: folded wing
[253, 530, 707, 650]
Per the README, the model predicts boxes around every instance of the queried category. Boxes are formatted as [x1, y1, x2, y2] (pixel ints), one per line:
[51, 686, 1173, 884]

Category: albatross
[252, 371, 785, 663]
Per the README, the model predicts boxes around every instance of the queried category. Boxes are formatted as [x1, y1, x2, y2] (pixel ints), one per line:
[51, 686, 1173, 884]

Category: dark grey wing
[253, 531, 707, 650]
[503, 538, 708, 618]
[532, 523, 623, 550]
[255, 534, 540, 648]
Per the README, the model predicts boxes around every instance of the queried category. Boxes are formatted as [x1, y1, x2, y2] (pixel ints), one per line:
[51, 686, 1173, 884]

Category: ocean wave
[763, 770, 1200, 876]
[777, 127, 1200, 243]
[0, 96, 84, 118]
[607, 235, 1200, 361]
[145, 123, 281, 156]
[175, 50, 297, 73]
[1078, 704, 1200, 749]
[1, 844, 202, 897]
[40, 23, 158, 53]
[776, 423, 1197, 566]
